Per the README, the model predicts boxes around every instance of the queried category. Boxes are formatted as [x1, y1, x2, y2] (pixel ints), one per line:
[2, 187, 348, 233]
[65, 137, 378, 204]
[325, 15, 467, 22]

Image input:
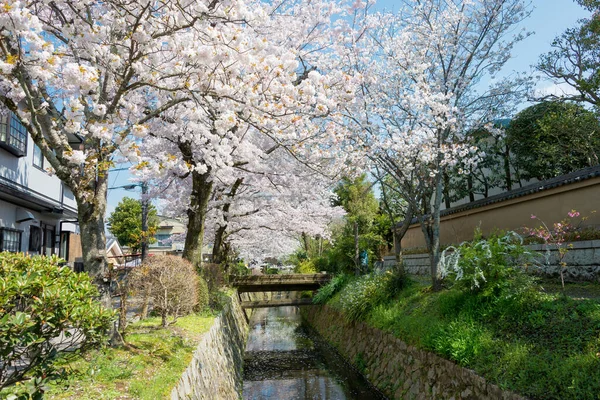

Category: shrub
[440, 230, 532, 295]
[0, 253, 113, 398]
[337, 271, 406, 321]
[195, 276, 209, 312]
[229, 261, 249, 276]
[129, 256, 198, 327]
[295, 259, 317, 274]
[265, 267, 279, 275]
[313, 273, 351, 304]
[200, 263, 224, 294]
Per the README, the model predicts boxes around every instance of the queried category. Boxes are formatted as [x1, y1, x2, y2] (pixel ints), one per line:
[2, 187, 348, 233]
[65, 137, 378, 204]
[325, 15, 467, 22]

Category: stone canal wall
[302, 305, 527, 400]
[171, 294, 249, 400]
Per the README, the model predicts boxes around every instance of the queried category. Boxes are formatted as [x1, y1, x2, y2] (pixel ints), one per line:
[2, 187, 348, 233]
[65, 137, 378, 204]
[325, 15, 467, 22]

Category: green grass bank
[315, 271, 600, 400]
[46, 313, 215, 400]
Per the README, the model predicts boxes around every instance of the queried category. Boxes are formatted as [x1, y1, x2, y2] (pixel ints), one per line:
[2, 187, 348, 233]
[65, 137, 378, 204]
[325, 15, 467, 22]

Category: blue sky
[106, 0, 590, 217]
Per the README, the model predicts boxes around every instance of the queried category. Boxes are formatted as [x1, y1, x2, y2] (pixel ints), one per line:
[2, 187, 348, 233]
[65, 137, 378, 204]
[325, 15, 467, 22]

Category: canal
[243, 306, 387, 400]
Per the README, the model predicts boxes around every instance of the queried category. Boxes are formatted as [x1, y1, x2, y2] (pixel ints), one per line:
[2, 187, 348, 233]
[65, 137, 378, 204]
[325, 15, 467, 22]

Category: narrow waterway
[243, 305, 387, 400]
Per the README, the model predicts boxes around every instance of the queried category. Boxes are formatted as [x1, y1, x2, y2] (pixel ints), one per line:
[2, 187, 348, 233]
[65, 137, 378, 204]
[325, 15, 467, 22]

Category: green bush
[313, 273, 351, 304]
[337, 271, 406, 321]
[196, 276, 209, 312]
[265, 267, 279, 275]
[440, 230, 532, 295]
[229, 261, 249, 276]
[295, 259, 317, 274]
[0, 253, 113, 398]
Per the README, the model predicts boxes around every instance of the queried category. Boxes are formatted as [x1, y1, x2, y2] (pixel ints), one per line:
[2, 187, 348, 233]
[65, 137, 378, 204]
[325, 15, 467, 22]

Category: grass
[46, 313, 215, 400]
[324, 275, 600, 400]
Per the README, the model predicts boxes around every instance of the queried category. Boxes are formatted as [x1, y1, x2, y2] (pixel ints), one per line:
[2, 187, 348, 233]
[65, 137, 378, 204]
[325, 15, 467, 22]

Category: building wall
[0, 112, 80, 263]
[399, 177, 600, 249]
[0, 198, 76, 256]
[0, 133, 77, 212]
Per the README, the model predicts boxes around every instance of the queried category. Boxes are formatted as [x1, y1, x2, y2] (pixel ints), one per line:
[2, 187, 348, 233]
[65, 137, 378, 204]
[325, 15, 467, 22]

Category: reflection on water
[243, 306, 386, 400]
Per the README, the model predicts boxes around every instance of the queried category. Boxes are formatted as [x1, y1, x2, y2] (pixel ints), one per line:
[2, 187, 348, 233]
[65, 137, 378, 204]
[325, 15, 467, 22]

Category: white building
[149, 215, 186, 256]
[0, 110, 82, 265]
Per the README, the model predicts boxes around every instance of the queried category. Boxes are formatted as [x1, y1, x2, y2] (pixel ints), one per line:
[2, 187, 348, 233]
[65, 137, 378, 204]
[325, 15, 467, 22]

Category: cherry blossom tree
[345, 0, 532, 289]
[0, 0, 260, 298]
[134, 0, 359, 266]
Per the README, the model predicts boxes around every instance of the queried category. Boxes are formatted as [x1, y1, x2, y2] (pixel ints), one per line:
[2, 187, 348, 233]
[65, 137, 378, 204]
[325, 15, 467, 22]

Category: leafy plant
[107, 197, 159, 253]
[337, 271, 406, 321]
[440, 230, 532, 294]
[295, 259, 317, 274]
[0, 253, 113, 398]
[313, 273, 351, 304]
[524, 210, 595, 290]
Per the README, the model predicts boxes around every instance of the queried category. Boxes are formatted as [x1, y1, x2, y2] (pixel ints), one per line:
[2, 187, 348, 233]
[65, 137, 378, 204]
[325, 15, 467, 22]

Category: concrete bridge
[231, 274, 331, 309]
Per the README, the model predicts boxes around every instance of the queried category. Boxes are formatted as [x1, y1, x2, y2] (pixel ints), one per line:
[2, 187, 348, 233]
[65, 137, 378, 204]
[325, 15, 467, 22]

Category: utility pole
[141, 181, 148, 263]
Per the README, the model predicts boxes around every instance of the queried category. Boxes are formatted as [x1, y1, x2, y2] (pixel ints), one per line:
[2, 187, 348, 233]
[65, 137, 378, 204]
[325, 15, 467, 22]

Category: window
[152, 234, 171, 247]
[0, 228, 22, 253]
[33, 144, 44, 168]
[29, 226, 42, 252]
[0, 113, 27, 157]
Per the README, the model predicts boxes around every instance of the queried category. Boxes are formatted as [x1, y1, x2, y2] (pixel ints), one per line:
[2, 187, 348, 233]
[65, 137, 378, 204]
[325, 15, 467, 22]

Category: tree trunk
[182, 169, 213, 268]
[354, 221, 360, 275]
[77, 196, 110, 307]
[302, 232, 310, 255]
[212, 225, 227, 265]
[503, 145, 513, 191]
[392, 202, 414, 274]
[211, 178, 243, 265]
[430, 171, 444, 291]
[140, 287, 150, 320]
[467, 167, 475, 202]
[443, 172, 451, 209]
[76, 185, 123, 345]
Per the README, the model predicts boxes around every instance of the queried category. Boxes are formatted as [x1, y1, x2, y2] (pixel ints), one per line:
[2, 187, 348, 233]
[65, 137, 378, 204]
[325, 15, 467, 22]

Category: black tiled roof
[397, 165, 600, 227]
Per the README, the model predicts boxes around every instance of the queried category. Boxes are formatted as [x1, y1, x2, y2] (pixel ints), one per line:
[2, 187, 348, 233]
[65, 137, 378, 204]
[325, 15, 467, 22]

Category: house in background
[149, 215, 186, 256]
[0, 109, 83, 266]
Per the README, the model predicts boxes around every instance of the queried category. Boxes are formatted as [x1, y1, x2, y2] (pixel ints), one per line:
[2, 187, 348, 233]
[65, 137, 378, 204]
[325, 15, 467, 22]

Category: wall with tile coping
[386, 240, 600, 282]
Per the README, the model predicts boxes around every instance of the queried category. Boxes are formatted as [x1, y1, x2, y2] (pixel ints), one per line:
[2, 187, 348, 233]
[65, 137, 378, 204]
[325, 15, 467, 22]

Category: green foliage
[265, 267, 279, 275]
[432, 317, 493, 365]
[0, 253, 113, 398]
[440, 230, 532, 294]
[337, 272, 600, 399]
[195, 276, 209, 312]
[107, 197, 159, 252]
[46, 313, 215, 400]
[336, 271, 407, 321]
[313, 273, 352, 304]
[295, 259, 318, 274]
[333, 174, 379, 227]
[229, 260, 249, 276]
[506, 101, 600, 180]
[536, 2, 600, 110]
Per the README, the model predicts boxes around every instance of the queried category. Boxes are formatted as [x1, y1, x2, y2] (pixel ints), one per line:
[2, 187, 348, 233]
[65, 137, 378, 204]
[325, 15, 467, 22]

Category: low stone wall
[386, 239, 600, 281]
[302, 305, 526, 400]
[171, 294, 249, 400]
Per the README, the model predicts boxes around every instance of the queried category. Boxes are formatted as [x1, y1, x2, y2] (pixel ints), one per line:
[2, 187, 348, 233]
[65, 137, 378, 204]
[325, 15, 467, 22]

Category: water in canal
[243, 306, 387, 400]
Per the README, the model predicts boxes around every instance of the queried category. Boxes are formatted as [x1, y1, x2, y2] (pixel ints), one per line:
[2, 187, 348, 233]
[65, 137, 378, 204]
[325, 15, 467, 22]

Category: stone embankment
[171, 295, 248, 400]
[302, 305, 527, 400]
